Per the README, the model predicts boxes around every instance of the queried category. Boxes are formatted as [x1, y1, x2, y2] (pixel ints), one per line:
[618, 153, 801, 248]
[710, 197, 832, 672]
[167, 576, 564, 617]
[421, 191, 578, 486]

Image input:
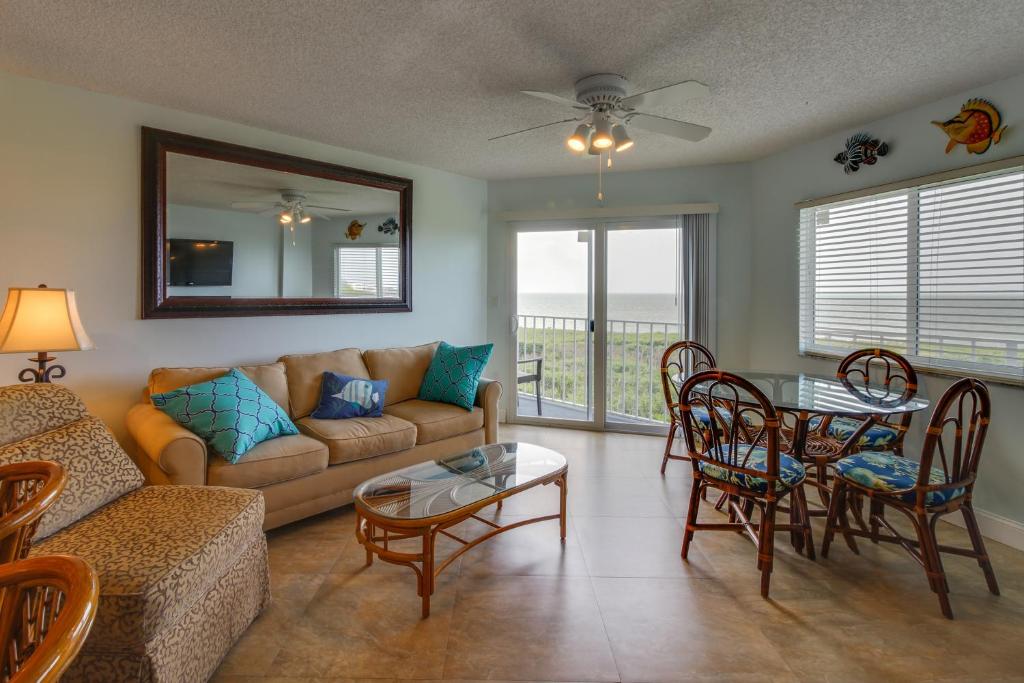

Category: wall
[166, 203, 281, 298]
[486, 163, 754, 415]
[750, 72, 1024, 530]
[0, 71, 488, 440]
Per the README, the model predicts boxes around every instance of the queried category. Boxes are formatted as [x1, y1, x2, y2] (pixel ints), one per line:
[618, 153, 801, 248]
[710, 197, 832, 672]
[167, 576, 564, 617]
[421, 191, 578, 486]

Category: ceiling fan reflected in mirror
[491, 74, 711, 199]
[230, 189, 351, 245]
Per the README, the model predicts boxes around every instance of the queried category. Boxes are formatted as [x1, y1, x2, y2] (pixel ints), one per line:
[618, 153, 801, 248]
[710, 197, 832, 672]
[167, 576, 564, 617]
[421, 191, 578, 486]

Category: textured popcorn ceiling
[2, 0, 1023, 179]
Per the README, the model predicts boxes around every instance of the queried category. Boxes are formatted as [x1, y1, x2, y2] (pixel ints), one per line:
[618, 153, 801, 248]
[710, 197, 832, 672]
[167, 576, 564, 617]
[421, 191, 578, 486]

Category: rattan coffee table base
[354, 470, 567, 617]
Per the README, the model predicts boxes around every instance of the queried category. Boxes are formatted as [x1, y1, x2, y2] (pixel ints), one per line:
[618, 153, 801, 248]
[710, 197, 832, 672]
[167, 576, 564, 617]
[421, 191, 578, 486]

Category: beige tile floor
[213, 425, 1024, 683]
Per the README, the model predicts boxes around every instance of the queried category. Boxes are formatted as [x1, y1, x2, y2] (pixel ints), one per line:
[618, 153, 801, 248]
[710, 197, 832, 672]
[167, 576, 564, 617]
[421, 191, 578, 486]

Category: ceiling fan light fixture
[279, 212, 293, 224]
[299, 214, 312, 224]
[612, 124, 634, 152]
[566, 124, 590, 152]
[591, 115, 613, 149]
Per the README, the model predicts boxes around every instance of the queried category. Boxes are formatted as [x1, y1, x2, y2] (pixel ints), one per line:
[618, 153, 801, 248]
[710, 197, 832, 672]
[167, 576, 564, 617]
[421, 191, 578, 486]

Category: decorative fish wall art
[377, 217, 399, 235]
[932, 99, 1006, 155]
[345, 219, 366, 240]
[834, 133, 889, 174]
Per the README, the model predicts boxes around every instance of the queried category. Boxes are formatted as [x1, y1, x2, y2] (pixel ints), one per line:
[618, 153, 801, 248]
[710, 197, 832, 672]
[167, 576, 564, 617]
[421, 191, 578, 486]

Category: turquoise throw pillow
[418, 341, 493, 411]
[151, 368, 299, 464]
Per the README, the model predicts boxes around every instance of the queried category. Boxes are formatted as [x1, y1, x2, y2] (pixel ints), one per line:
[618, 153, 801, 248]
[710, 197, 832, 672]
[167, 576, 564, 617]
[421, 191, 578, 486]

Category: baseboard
[943, 507, 1024, 551]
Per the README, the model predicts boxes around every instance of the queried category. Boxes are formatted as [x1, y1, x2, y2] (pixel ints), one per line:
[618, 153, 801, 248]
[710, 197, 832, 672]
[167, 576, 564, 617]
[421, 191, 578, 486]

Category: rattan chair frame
[822, 377, 997, 619]
[678, 370, 815, 598]
[0, 554, 98, 682]
[659, 341, 717, 474]
[0, 462, 67, 564]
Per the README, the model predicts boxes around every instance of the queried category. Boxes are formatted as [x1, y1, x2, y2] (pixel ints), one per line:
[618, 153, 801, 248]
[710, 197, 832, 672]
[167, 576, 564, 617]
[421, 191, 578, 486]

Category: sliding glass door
[512, 220, 685, 433]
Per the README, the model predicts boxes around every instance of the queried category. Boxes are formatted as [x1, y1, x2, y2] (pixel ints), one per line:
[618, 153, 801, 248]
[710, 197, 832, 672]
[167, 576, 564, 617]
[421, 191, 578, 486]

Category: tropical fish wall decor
[345, 219, 366, 240]
[932, 99, 1006, 155]
[834, 133, 889, 174]
[377, 217, 399, 235]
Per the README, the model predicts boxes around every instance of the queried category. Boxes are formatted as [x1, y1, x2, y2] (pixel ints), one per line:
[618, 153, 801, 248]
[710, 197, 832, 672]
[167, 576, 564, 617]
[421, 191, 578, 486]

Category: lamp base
[18, 352, 66, 383]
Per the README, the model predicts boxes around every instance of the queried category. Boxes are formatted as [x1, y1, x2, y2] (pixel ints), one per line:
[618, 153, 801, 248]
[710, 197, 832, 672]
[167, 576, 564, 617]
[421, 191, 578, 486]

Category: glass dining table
[674, 369, 931, 507]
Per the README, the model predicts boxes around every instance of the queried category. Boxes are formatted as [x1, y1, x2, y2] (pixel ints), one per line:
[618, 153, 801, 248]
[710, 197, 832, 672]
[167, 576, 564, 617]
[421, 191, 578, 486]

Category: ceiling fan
[490, 73, 712, 153]
[230, 189, 350, 226]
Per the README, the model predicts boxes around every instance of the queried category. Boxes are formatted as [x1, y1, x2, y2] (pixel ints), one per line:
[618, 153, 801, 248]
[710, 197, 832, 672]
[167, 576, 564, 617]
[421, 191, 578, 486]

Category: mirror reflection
[165, 153, 402, 300]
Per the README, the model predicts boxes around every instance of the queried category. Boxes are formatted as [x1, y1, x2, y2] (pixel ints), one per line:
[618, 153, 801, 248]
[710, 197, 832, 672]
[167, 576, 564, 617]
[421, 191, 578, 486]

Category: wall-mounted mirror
[142, 128, 412, 318]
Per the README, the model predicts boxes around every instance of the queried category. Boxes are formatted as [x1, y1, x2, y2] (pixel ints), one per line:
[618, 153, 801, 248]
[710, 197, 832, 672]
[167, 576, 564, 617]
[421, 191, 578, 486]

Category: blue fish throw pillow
[418, 341, 494, 411]
[151, 368, 298, 464]
[312, 372, 388, 419]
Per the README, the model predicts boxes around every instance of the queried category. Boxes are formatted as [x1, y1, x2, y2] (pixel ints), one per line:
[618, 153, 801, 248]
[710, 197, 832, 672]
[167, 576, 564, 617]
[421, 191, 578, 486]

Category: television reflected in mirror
[142, 128, 412, 318]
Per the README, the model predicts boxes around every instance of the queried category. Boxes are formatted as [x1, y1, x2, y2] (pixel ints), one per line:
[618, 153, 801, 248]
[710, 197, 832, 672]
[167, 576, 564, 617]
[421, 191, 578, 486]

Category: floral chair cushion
[826, 416, 899, 448]
[835, 451, 964, 506]
[698, 445, 806, 493]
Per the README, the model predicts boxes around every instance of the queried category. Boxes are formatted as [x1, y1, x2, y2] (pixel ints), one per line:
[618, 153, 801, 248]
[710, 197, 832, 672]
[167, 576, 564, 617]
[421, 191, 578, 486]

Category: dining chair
[659, 341, 717, 474]
[821, 377, 997, 619]
[678, 370, 815, 598]
[0, 554, 98, 682]
[817, 348, 919, 455]
[0, 462, 66, 564]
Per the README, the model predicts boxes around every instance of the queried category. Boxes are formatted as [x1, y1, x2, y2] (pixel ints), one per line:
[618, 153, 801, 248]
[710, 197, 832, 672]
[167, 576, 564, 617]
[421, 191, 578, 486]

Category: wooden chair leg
[759, 500, 777, 598]
[821, 482, 840, 559]
[660, 424, 676, 475]
[794, 486, 815, 560]
[961, 504, 1000, 595]
[915, 512, 953, 619]
[869, 499, 883, 543]
[834, 484, 860, 555]
[680, 478, 702, 559]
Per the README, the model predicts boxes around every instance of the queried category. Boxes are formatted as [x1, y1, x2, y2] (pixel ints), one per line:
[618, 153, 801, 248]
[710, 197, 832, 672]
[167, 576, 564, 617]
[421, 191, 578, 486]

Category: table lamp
[0, 285, 94, 383]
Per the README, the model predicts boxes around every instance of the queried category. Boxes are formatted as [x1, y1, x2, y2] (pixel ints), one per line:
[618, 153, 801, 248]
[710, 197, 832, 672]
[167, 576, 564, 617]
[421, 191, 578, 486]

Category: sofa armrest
[475, 378, 502, 444]
[125, 403, 208, 485]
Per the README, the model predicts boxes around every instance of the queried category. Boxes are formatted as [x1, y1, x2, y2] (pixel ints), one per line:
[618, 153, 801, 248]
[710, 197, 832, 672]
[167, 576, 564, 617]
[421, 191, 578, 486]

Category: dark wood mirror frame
[141, 127, 413, 319]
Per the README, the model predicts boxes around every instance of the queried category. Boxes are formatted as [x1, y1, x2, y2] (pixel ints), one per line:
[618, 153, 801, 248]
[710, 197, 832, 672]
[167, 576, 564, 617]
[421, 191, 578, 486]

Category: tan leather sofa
[126, 343, 502, 530]
[0, 383, 269, 683]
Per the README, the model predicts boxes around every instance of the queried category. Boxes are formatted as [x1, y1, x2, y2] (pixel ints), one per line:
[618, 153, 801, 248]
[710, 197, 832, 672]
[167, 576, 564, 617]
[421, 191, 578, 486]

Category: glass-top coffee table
[353, 442, 568, 617]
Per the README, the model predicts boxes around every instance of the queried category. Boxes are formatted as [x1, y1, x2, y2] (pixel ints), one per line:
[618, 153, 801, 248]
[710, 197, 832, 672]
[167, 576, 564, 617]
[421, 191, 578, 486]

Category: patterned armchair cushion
[0, 383, 91, 447]
[0, 408, 144, 540]
[698, 445, 806, 493]
[826, 416, 899, 448]
[30, 485, 266, 651]
[835, 451, 964, 505]
[689, 404, 754, 429]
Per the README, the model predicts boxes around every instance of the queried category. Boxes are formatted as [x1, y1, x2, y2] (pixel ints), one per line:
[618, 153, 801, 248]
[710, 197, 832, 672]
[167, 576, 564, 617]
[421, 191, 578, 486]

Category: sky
[516, 228, 679, 295]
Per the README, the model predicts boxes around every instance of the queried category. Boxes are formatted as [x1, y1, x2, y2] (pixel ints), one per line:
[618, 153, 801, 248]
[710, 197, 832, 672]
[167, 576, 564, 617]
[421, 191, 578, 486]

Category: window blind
[334, 245, 401, 299]
[799, 166, 1024, 383]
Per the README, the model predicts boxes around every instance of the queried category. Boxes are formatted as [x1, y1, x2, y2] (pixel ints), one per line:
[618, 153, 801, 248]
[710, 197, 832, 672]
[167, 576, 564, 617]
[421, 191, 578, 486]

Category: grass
[517, 324, 679, 423]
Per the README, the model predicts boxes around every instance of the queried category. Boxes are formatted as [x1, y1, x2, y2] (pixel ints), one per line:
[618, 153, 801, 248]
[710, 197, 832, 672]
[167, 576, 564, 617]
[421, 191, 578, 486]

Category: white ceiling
[2, 0, 1023, 180]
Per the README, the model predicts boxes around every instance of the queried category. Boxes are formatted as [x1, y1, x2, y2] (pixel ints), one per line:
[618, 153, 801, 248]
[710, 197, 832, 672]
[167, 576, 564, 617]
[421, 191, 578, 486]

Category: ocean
[518, 292, 680, 323]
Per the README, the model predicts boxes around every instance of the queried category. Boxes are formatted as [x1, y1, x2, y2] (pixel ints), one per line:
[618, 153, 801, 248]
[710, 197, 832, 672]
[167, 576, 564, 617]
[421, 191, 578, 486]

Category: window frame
[332, 243, 401, 300]
[798, 161, 1024, 387]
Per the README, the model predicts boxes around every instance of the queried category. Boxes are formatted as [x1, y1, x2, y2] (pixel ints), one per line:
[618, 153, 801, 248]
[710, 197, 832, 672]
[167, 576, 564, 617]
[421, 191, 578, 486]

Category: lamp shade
[0, 287, 94, 354]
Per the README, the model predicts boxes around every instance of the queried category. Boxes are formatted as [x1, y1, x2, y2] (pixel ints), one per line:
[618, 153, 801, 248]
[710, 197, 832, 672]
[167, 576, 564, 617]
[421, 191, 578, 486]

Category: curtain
[681, 213, 717, 355]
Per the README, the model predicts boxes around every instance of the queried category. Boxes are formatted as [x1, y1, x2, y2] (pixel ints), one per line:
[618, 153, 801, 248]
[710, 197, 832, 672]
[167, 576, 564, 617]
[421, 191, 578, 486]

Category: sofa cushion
[296, 414, 416, 465]
[385, 399, 484, 444]
[207, 433, 328, 489]
[0, 383, 90, 447]
[418, 341, 494, 410]
[29, 485, 265, 651]
[363, 343, 439, 405]
[0, 413, 144, 540]
[147, 362, 291, 414]
[280, 348, 371, 419]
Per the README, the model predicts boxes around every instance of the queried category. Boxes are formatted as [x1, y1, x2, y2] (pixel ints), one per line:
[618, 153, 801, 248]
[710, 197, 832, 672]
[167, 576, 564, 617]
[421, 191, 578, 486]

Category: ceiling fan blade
[520, 90, 589, 110]
[620, 80, 709, 110]
[628, 113, 711, 142]
[489, 117, 579, 142]
[305, 209, 331, 220]
[258, 206, 283, 216]
[305, 204, 351, 212]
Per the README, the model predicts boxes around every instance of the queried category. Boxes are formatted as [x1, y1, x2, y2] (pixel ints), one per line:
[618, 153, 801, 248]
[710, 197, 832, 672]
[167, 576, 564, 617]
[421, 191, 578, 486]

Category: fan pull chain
[290, 224, 296, 247]
[597, 151, 604, 201]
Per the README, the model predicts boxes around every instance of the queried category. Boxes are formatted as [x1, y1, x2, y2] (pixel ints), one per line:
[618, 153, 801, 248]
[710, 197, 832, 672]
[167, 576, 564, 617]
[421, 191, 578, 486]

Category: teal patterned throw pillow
[418, 341, 494, 411]
[151, 368, 299, 463]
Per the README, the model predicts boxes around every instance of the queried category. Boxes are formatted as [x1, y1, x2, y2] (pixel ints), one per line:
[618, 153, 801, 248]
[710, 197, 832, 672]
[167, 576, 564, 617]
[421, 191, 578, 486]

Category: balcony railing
[516, 314, 682, 423]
